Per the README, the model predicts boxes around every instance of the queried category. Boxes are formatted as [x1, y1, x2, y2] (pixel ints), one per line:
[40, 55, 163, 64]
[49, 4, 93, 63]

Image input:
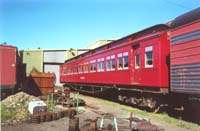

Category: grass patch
[0, 103, 29, 122]
[80, 95, 200, 131]
[122, 106, 200, 131]
[1, 103, 17, 121]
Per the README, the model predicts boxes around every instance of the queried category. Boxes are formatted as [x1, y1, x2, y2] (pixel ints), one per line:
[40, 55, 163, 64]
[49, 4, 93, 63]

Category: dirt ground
[2, 94, 194, 131]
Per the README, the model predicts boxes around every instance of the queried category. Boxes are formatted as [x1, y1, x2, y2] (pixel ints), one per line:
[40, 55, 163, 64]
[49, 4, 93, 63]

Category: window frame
[80, 64, 83, 74]
[75, 66, 78, 74]
[100, 59, 104, 72]
[97, 59, 101, 72]
[110, 55, 115, 71]
[64, 69, 67, 75]
[89, 60, 96, 73]
[117, 53, 123, 70]
[93, 62, 96, 72]
[84, 62, 89, 73]
[135, 54, 140, 69]
[145, 46, 153, 68]
[106, 56, 111, 71]
[123, 52, 129, 70]
[111, 59, 115, 71]
[97, 58, 104, 72]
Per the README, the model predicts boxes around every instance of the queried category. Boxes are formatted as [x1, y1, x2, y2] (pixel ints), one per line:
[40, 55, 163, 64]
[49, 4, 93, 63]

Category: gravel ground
[1, 94, 194, 131]
[79, 95, 193, 131]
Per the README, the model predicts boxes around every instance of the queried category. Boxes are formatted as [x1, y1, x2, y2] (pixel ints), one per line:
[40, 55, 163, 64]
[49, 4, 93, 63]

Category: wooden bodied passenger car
[60, 24, 170, 94]
[170, 7, 200, 94]
[0, 44, 16, 89]
[0, 44, 17, 99]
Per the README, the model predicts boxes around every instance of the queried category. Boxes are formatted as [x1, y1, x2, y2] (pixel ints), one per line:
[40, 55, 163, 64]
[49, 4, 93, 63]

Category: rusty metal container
[52, 112, 58, 120]
[30, 114, 40, 123]
[69, 117, 79, 131]
[31, 72, 55, 95]
[39, 113, 46, 122]
[45, 112, 53, 121]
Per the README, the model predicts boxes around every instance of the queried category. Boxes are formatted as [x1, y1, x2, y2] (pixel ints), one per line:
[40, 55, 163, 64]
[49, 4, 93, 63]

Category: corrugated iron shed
[23, 49, 43, 76]
[22, 48, 90, 85]
[86, 39, 116, 49]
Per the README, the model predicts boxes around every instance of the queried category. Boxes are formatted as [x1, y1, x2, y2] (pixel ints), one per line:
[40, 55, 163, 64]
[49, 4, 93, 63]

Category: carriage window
[106, 56, 110, 71]
[97, 58, 104, 72]
[64, 69, 67, 75]
[106, 55, 115, 71]
[97, 61, 101, 72]
[71, 68, 73, 74]
[135, 54, 140, 69]
[93, 63, 96, 71]
[84, 65, 86, 73]
[111, 59, 115, 70]
[75, 67, 78, 74]
[145, 52, 153, 67]
[110, 55, 115, 70]
[69, 68, 71, 74]
[78, 65, 81, 73]
[145, 46, 153, 68]
[124, 56, 128, 69]
[89, 60, 96, 72]
[86, 63, 90, 73]
[84, 63, 88, 73]
[118, 57, 123, 70]
[79, 65, 83, 74]
[101, 61, 104, 71]
[90, 63, 93, 72]
[106, 60, 111, 71]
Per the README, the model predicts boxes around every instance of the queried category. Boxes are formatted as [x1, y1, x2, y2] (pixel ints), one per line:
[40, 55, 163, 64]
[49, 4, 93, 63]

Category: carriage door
[132, 44, 141, 84]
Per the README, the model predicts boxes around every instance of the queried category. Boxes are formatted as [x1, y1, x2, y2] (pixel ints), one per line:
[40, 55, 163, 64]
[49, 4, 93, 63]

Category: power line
[163, 0, 192, 10]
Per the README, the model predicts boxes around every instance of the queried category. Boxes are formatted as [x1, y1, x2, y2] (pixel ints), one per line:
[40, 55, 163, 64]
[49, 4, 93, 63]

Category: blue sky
[1, 0, 200, 50]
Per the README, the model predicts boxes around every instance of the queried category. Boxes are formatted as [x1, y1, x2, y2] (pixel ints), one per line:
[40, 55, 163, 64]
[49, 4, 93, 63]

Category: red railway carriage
[60, 24, 170, 93]
[170, 7, 200, 94]
[0, 44, 16, 89]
